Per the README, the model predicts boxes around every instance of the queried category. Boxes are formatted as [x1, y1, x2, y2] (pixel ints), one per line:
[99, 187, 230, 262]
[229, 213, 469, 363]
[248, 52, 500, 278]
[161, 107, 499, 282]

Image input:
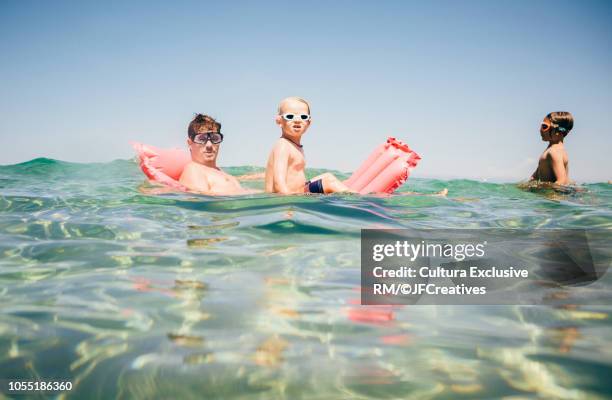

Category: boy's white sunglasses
[281, 113, 311, 121]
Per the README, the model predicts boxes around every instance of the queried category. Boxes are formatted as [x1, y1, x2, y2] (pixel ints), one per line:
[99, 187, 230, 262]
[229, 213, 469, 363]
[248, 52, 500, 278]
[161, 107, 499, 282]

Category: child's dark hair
[546, 112, 573, 136]
[188, 114, 221, 138]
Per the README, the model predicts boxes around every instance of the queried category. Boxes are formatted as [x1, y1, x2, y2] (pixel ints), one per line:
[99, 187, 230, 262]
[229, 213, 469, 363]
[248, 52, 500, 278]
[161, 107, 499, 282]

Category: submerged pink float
[132, 137, 420, 194]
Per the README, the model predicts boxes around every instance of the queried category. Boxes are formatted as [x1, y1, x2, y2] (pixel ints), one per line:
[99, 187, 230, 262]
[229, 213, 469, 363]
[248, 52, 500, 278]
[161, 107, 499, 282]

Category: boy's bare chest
[539, 148, 568, 164]
[287, 146, 305, 170]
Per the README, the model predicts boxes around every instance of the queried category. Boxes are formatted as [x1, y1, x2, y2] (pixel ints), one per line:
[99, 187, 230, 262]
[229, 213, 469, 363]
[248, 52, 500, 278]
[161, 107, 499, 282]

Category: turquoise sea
[1, 158, 611, 399]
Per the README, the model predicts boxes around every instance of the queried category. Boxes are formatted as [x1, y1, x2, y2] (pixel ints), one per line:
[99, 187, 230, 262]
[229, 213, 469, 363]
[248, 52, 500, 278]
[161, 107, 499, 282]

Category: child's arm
[271, 145, 297, 194]
[549, 151, 568, 185]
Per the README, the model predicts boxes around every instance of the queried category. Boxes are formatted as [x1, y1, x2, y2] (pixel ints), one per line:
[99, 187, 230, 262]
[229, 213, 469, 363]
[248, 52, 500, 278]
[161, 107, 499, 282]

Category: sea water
[0, 158, 611, 399]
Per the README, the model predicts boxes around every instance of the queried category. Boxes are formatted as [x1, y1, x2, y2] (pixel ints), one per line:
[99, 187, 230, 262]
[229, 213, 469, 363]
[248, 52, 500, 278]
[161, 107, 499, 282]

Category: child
[529, 112, 573, 185]
[179, 114, 258, 195]
[265, 97, 353, 194]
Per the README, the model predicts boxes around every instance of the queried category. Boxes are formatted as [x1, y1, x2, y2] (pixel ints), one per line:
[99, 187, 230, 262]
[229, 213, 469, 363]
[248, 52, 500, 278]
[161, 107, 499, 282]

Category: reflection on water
[0, 158, 611, 399]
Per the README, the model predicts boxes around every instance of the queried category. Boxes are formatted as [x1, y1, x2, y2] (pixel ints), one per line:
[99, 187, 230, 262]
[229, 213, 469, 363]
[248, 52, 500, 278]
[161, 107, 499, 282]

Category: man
[179, 114, 258, 195]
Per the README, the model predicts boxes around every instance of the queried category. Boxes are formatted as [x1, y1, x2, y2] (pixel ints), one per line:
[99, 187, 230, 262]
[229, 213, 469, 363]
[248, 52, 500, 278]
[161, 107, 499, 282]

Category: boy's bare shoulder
[272, 138, 291, 151]
[547, 145, 567, 159]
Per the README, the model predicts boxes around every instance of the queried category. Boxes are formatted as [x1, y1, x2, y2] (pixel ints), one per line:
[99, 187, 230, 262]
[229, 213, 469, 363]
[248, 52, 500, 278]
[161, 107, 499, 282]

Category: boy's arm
[271, 144, 295, 194]
[549, 151, 568, 185]
[530, 160, 539, 180]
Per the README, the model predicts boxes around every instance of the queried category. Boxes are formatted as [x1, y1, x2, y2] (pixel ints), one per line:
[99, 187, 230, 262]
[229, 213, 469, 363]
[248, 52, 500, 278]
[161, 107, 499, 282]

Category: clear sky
[1, 1, 611, 182]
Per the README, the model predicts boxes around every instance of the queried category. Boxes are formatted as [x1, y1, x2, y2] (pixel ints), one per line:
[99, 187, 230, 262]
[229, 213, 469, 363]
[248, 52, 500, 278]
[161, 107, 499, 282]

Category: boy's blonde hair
[278, 97, 311, 114]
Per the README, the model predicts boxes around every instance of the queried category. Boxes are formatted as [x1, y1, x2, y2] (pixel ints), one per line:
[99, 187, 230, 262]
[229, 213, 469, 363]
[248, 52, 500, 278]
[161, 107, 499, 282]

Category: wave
[1, 158, 611, 194]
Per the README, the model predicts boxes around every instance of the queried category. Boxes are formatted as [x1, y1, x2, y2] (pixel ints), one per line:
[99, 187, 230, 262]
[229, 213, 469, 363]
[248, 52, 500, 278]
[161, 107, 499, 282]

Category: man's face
[276, 100, 311, 137]
[188, 125, 221, 165]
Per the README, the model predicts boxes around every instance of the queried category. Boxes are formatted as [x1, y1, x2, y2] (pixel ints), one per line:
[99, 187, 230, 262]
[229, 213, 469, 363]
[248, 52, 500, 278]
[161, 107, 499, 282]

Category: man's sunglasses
[282, 113, 311, 122]
[191, 132, 224, 144]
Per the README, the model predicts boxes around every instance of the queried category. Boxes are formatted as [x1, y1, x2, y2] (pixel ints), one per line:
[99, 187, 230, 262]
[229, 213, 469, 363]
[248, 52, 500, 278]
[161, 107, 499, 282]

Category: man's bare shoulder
[182, 161, 202, 171]
[179, 162, 211, 191]
[181, 162, 211, 178]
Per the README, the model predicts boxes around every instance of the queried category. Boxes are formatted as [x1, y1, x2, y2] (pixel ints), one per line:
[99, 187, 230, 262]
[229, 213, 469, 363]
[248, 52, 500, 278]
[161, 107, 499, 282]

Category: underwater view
[1, 158, 611, 399]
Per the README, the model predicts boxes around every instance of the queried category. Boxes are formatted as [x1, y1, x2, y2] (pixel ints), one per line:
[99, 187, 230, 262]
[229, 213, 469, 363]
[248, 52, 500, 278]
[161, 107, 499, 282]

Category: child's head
[275, 97, 311, 138]
[540, 111, 573, 142]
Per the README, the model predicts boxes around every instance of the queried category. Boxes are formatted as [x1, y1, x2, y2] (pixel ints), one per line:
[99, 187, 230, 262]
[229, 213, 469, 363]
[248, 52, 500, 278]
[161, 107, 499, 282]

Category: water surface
[1, 158, 611, 399]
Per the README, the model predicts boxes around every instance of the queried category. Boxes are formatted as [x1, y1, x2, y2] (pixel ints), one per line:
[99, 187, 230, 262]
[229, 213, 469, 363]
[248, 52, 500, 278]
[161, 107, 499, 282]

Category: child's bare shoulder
[273, 138, 291, 149]
[547, 145, 567, 158]
[270, 138, 293, 155]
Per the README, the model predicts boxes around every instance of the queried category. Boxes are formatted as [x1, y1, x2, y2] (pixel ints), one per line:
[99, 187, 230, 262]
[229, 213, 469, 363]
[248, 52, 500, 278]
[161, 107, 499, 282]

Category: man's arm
[237, 172, 265, 181]
[549, 151, 568, 185]
[227, 175, 263, 195]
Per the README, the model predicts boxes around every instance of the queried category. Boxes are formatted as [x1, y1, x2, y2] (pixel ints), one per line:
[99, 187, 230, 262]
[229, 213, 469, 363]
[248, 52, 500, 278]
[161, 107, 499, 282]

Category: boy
[530, 112, 573, 185]
[179, 114, 257, 195]
[265, 97, 353, 194]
